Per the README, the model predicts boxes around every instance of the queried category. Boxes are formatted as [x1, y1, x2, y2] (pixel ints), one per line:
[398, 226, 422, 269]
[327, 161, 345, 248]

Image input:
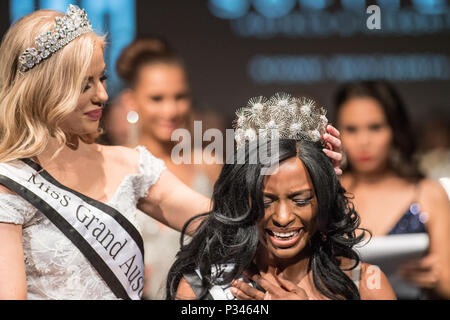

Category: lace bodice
[0, 146, 166, 300]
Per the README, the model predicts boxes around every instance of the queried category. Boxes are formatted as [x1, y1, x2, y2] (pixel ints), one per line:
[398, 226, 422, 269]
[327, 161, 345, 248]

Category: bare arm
[137, 169, 212, 235]
[399, 179, 450, 298]
[0, 223, 27, 299]
[423, 180, 450, 298]
[359, 263, 396, 300]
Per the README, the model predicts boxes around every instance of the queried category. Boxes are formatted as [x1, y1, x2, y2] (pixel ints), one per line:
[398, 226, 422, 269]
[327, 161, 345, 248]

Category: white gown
[136, 165, 214, 299]
[0, 146, 166, 300]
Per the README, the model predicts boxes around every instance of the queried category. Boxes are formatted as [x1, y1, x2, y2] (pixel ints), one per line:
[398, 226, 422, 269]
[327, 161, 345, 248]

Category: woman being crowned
[167, 93, 397, 300]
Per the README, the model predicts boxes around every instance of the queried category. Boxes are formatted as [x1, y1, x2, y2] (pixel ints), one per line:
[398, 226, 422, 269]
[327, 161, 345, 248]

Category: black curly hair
[166, 138, 367, 300]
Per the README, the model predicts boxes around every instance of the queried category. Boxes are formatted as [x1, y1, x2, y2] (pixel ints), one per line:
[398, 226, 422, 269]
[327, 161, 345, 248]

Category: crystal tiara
[233, 93, 328, 148]
[18, 4, 93, 73]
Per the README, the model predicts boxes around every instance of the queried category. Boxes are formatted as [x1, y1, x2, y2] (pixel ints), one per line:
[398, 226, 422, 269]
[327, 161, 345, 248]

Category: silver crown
[233, 93, 328, 148]
[18, 4, 93, 73]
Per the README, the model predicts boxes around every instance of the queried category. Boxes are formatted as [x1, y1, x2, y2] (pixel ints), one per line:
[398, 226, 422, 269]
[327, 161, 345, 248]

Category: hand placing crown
[233, 92, 328, 149]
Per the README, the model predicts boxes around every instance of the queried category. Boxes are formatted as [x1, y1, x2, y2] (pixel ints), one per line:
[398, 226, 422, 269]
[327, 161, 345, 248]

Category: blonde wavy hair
[0, 9, 105, 163]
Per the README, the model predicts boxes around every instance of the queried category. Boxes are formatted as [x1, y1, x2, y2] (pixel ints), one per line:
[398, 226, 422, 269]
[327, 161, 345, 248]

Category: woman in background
[115, 37, 222, 299]
[333, 81, 450, 299]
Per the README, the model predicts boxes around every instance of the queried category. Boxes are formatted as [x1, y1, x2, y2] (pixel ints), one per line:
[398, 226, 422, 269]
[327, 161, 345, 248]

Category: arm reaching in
[137, 169, 212, 235]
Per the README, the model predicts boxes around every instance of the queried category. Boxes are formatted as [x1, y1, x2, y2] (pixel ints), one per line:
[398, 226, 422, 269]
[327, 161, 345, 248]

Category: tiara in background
[233, 93, 328, 148]
[18, 4, 93, 73]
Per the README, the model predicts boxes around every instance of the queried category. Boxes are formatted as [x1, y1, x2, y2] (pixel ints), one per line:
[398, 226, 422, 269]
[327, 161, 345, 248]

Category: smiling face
[60, 42, 108, 137]
[131, 63, 191, 142]
[257, 156, 318, 261]
[338, 97, 393, 173]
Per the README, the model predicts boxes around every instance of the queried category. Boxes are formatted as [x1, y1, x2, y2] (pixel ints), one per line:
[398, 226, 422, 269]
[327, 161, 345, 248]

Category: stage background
[0, 0, 449, 127]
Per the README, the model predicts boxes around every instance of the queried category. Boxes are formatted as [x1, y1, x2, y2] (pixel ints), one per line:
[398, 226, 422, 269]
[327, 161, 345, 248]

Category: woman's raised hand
[231, 272, 309, 300]
[322, 124, 343, 176]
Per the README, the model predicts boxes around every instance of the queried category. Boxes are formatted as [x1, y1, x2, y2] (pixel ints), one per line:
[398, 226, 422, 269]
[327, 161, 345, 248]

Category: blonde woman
[0, 6, 343, 300]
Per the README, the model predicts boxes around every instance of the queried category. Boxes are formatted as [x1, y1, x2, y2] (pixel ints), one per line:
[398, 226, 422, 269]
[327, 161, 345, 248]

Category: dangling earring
[320, 232, 327, 242]
[127, 110, 140, 147]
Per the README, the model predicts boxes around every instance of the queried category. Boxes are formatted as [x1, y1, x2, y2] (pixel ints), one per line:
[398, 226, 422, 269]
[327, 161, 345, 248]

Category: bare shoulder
[99, 144, 140, 160]
[337, 258, 396, 299]
[419, 178, 449, 203]
[176, 276, 197, 300]
[359, 263, 396, 300]
[98, 144, 141, 173]
[192, 148, 222, 184]
[201, 158, 222, 183]
[417, 178, 449, 223]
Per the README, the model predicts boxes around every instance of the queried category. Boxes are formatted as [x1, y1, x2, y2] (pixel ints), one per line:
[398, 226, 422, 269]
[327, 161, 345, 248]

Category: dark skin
[176, 156, 395, 299]
[231, 157, 323, 300]
[231, 261, 396, 300]
[229, 157, 396, 300]
[232, 270, 309, 300]
[176, 157, 316, 300]
[175, 127, 347, 300]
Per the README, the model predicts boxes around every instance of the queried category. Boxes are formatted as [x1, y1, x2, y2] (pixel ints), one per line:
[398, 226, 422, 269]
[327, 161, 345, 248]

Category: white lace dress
[0, 146, 166, 300]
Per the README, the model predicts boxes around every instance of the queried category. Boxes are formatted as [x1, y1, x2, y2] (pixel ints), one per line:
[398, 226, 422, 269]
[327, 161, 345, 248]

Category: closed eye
[263, 193, 277, 208]
[263, 198, 274, 208]
[293, 199, 312, 207]
[291, 192, 314, 207]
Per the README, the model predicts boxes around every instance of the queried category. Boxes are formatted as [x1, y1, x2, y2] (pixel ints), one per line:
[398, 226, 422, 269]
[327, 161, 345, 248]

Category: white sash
[0, 159, 145, 300]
